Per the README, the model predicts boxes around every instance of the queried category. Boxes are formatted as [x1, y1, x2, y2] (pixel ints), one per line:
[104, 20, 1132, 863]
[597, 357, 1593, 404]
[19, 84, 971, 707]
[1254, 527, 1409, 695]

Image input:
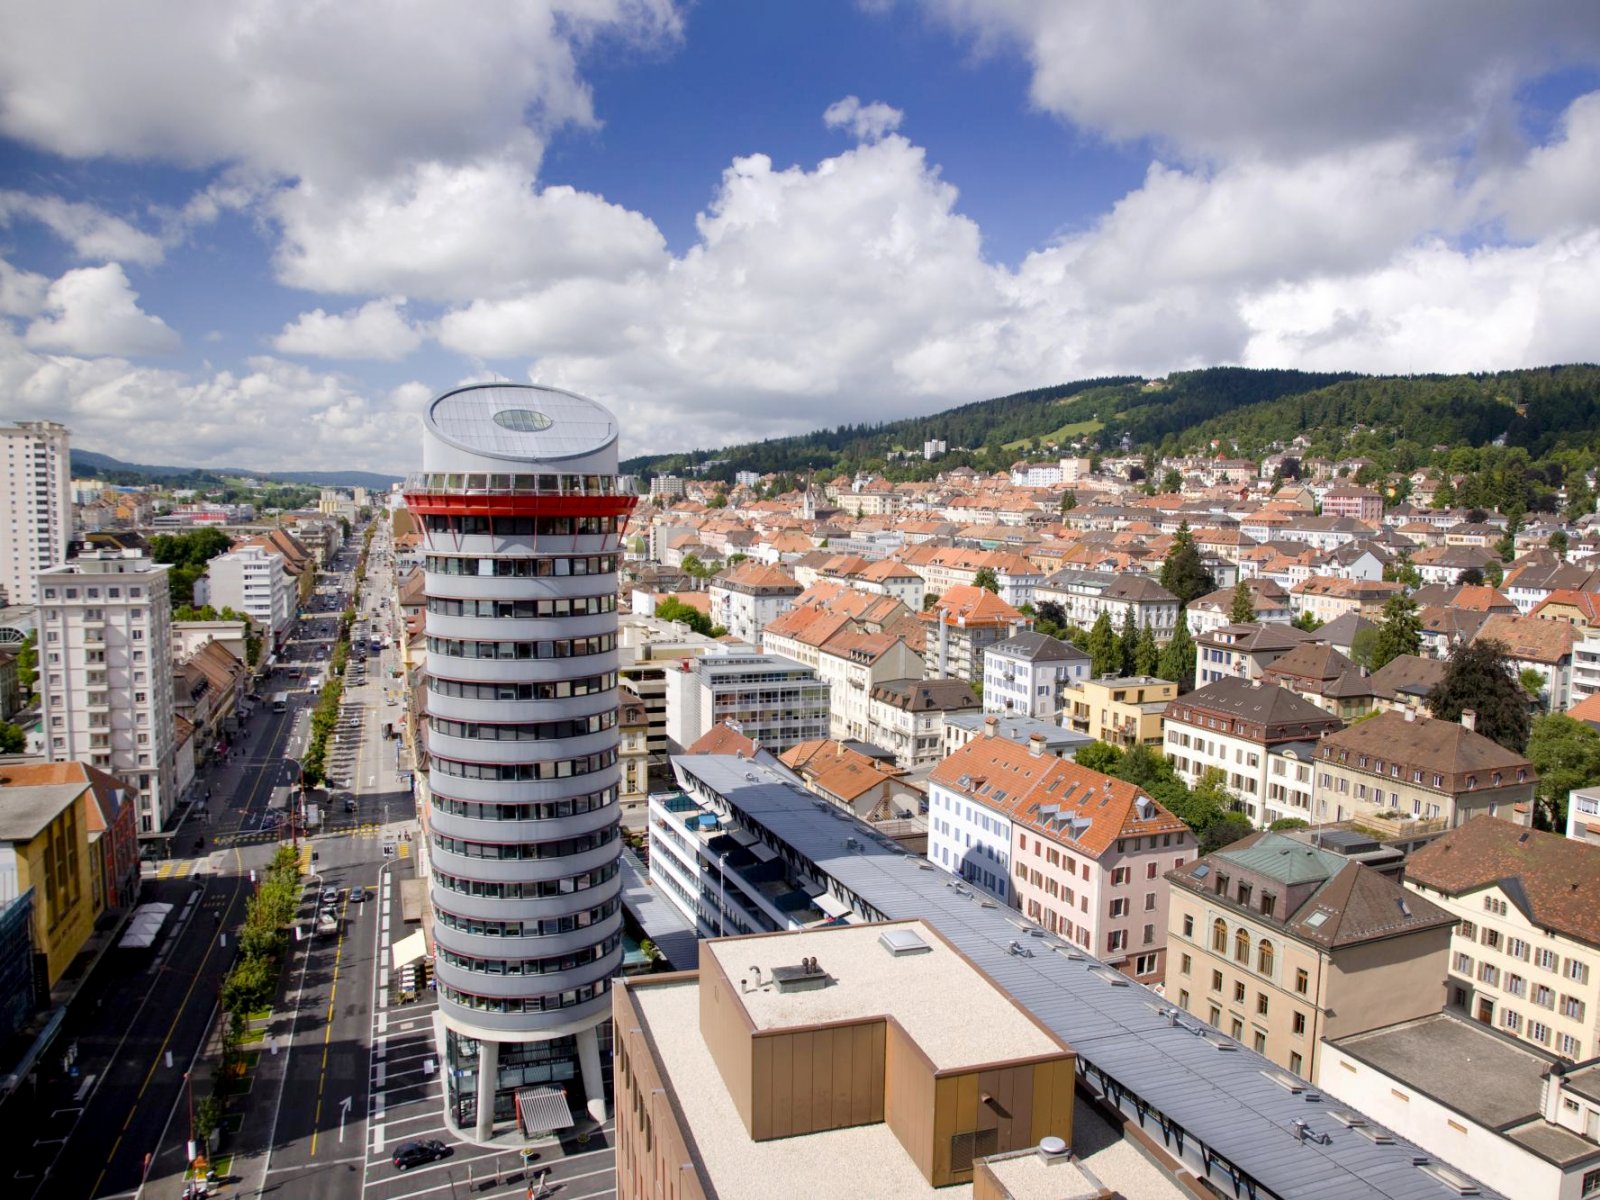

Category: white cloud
[0, 258, 50, 316]
[273, 296, 425, 361]
[1492, 91, 1600, 239]
[23, 264, 180, 356]
[0, 191, 166, 264]
[823, 96, 904, 142]
[0, 1, 682, 187]
[270, 158, 668, 301]
[923, 0, 1600, 162]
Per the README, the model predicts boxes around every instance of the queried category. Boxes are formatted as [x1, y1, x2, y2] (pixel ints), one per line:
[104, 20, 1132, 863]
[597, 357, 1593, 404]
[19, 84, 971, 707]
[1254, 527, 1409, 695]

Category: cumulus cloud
[823, 96, 904, 142]
[23, 264, 180, 356]
[0, 258, 50, 316]
[923, 0, 1600, 162]
[0, 192, 167, 264]
[273, 296, 425, 361]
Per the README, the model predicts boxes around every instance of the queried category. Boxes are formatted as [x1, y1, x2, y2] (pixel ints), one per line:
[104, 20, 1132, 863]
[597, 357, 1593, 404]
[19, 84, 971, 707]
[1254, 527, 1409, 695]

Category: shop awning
[390, 930, 428, 969]
[516, 1086, 575, 1135]
[814, 892, 852, 919]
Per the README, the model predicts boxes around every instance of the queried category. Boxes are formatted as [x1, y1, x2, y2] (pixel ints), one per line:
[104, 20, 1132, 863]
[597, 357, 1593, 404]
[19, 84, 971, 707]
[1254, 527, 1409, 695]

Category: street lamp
[718, 853, 727, 938]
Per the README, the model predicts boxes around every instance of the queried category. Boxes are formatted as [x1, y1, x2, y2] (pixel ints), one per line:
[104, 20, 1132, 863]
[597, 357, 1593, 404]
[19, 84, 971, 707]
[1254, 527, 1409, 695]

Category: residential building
[1292, 576, 1403, 624]
[1405, 818, 1600, 1061]
[663, 651, 830, 754]
[1061, 675, 1177, 749]
[864, 677, 978, 768]
[0, 772, 97, 987]
[779, 739, 925, 831]
[0, 420, 71, 607]
[36, 549, 176, 835]
[1367, 653, 1447, 717]
[706, 561, 802, 645]
[980, 629, 1089, 720]
[1034, 569, 1180, 641]
[1473, 612, 1578, 711]
[941, 711, 1093, 760]
[1165, 831, 1455, 1077]
[0, 761, 139, 916]
[1194, 622, 1320, 686]
[1320, 486, 1384, 522]
[618, 615, 725, 771]
[197, 542, 294, 651]
[1568, 785, 1600, 847]
[1321, 1013, 1600, 1200]
[647, 754, 1499, 1200]
[1162, 678, 1342, 825]
[814, 631, 923, 743]
[612, 921, 1079, 1199]
[1186, 581, 1294, 637]
[920, 585, 1029, 683]
[926, 730, 1191, 983]
[849, 557, 925, 609]
[405, 382, 637, 1139]
[1313, 710, 1535, 829]
[0, 891, 34, 1052]
[1568, 633, 1600, 709]
[618, 690, 650, 830]
[1258, 640, 1377, 720]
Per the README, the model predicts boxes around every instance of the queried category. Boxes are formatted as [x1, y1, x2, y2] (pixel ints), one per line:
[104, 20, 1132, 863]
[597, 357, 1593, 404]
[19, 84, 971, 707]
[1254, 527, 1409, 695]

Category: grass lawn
[1002, 419, 1104, 451]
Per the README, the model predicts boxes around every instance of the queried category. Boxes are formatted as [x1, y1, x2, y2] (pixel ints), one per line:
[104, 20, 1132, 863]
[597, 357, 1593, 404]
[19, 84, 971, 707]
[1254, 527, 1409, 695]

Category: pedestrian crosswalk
[151, 859, 194, 879]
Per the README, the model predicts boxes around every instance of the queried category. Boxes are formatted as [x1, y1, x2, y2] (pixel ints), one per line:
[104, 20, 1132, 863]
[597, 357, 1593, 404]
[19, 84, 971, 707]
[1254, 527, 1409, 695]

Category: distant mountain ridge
[619, 364, 1600, 484]
[71, 448, 401, 490]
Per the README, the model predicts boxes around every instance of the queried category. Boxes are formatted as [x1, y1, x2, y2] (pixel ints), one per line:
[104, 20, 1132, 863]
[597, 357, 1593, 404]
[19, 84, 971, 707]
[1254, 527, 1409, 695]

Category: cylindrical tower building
[405, 383, 637, 1140]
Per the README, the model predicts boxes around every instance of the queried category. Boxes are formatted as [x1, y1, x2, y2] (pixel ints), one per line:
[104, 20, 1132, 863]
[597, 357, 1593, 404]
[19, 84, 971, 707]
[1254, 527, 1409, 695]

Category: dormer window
[1466, 777, 1476, 790]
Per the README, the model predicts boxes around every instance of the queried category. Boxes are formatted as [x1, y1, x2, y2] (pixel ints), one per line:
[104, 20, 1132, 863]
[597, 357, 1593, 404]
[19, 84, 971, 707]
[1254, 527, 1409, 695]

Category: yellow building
[1061, 674, 1176, 748]
[0, 780, 96, 988]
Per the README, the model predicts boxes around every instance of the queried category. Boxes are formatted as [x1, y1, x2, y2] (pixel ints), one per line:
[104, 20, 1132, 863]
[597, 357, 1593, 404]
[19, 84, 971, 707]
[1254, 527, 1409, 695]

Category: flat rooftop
[633, 977, 974, 1200]
[706, 921, 1062, 1071]
[1332, 1012, 1553, 1129]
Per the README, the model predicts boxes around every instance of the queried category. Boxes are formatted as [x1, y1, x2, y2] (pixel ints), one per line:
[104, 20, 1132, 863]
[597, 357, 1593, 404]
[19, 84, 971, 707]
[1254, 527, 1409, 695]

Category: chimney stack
[1029, 732, 1046, 758]
[1403, 706, 1416, 722]
[985, 715, 999, 739]
[1461, 708, 1477, 733]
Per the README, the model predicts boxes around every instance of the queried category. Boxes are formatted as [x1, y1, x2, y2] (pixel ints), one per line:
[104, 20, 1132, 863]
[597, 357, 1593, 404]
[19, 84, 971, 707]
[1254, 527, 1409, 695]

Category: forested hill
[620, 364, 1600, 485]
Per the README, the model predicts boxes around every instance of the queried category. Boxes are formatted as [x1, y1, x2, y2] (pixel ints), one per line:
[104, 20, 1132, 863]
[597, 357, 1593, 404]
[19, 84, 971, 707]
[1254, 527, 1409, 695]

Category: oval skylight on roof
[493, 408, 553, 432]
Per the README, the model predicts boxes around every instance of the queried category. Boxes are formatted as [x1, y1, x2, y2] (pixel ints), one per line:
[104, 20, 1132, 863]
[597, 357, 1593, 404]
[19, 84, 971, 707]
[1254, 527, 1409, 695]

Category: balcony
[1353, 810, 1451, 839]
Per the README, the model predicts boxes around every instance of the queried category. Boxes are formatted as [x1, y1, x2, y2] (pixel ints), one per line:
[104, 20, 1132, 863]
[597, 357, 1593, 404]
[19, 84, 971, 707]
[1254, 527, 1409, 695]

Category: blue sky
[2, 1, 1599, 475]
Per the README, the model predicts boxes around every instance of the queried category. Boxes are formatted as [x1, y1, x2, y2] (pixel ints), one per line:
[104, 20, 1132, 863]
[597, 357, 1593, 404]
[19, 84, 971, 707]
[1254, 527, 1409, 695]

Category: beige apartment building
[1312, 709, 1535, 829]
[1061, 675, 1175, 748]
[1166, 831, 1455, 1078]
[1405, 817, 1600, 1061]
[613, 921, 1078, 1200]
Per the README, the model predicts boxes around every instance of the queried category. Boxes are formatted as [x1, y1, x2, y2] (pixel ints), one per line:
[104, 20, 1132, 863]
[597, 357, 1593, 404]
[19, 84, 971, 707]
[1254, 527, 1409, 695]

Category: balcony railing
[405, 472, 635, 498]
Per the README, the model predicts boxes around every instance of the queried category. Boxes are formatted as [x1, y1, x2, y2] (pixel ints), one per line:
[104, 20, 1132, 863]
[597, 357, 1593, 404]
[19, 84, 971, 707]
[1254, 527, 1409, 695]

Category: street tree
[0, 722, 25, 754]
[1370, 594, 1422, 671]
[1427, 638, 1531, 753]
[14, 629, 37, 703]
[972, 566, 1000, 594]
[1087, 612, 1120, 678]
[1159, 521, 1215, 605]
[1157, 610, 1196, 692]
[1229, 578, 1255, 624]
[1526, 714, 1600, 831]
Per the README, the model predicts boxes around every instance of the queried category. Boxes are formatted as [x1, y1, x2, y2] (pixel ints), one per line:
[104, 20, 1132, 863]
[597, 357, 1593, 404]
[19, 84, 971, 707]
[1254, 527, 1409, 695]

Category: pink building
[926, 733, 1193, 986]
[1320, 486, 1384, 522]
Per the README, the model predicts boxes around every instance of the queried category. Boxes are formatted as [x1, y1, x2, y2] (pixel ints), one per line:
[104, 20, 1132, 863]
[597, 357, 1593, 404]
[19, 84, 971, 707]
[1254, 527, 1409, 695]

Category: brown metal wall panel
[832, 1027, 853, 1128]
[791, 1030, 814, 1132]
[975, 1069, 1000, 1134]
[851, 1022, 875, 1126]
[869, 1020, 886, 1118]
[1012, 1062, 1035, 1145]
[932, 1072, 961, 1184]
[770, 1032, 794, 1138]
[751, 1032, 773, 1141]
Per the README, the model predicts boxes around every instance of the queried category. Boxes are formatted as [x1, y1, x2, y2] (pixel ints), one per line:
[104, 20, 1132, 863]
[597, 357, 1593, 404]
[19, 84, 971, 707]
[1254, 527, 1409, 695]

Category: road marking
[375, 1063, 386, 1088]
[371, 1122, 385, 1154]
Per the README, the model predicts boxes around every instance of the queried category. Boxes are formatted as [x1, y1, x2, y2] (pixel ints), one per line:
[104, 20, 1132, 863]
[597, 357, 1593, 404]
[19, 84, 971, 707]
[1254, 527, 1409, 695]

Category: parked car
[392, 1140, 450, 1171]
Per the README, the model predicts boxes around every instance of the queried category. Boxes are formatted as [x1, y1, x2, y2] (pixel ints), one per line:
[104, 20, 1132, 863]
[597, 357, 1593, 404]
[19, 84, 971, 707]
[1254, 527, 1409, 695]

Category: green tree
[1370, 594, 1422, 671]
[1159, 521, 1215, 605]
[1269, 817, 1310, 832]
[1072, 741, 1123, 775]
[1161, 468, 1183, 494]
[1059, 491, 1077, 513]
[1526, 714, 1600, 831]
[655, 597, 714, 638]
[14, 629, 37, 703]
[1292, 611, 1324, 632]
[1133, 623, 1160, 676]
[1119, 607, 1139, 676]
[1156, 610, 1196, 691]
[1229, 578, 1255, 624]
[1550, 530, 1570, 557]
[0, 722, 26, 753]
[1427, 639, 1531, 753]
[1349, 627, 1380, 671]
[1087, 612, 1120, 678]
[1200, 811, 1256, 854]
[680, 554, 716, 580]
[1520, 668, 1549, 710]
[972, 566, 1000, 594]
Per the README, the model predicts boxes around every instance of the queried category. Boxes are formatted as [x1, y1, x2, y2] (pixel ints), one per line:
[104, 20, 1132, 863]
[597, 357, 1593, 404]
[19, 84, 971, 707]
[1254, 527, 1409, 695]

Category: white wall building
[663, 651, 829, 753]
[199, 543, 293, 650]
[981, 630, 1090, 719]
[706, 562, 801, 646]
[1, 420, 72, 607]
[36, 548, 175, 834]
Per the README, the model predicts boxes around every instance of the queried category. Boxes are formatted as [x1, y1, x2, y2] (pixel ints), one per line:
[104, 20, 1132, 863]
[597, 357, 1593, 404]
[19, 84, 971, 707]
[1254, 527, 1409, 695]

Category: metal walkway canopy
[390, 929, 428, 969]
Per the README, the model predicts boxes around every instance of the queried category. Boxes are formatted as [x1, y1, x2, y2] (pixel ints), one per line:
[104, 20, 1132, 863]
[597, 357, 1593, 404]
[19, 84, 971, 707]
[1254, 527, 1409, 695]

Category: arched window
[1212, 919, 1228, 953]
[1258, 939, 1275, 975]
[1235, 928, 1250, 963]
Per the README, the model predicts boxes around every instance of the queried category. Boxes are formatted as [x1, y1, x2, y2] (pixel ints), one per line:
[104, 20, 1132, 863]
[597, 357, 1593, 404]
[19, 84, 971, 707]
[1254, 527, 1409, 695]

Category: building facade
[199, 543, 294, 650]
[36, 550, 176, 835]
[980, 630, 1089, 720]
[0, 420, 71, 608]
[1061, 675, 1177, 749]
[662, 651, 830, 754]
[405, 383, 636, 1139]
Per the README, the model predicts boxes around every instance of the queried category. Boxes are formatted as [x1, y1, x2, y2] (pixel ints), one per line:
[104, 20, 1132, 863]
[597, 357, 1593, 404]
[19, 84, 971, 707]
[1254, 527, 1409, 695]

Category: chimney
[984, 715, 1000, 739]
[1029, 732, 1046, 758]
[1403, 706, 1416, 722]
[1540, 1063, 1568, 1124]
[1461, 708, 1477, 734]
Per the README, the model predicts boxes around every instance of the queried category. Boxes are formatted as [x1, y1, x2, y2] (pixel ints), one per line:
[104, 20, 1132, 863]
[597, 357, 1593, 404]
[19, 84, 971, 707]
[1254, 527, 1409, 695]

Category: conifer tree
[1133, 623, 1160, 676]
[1087, 611, 1120, 678]
[1119, 607, 1139, 676]
[1229, 577, 1255, 624]
[1157, 609, 1196, 692]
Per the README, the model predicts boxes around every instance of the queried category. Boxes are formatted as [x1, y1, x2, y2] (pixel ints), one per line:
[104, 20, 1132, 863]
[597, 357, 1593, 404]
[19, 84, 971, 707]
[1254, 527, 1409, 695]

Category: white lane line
[375, 1063, 386, 1089]
[370, 1121, 384, 1155]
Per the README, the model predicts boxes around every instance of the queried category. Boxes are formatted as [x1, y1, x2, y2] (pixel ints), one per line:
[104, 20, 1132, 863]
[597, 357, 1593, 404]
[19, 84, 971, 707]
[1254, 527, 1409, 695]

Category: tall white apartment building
[199, 543, 292, 648]
[405, 383, 635, 1142]
[36, 549, 175, 834]
[663, 651, 829, 753]
[1, 420, 72, 606]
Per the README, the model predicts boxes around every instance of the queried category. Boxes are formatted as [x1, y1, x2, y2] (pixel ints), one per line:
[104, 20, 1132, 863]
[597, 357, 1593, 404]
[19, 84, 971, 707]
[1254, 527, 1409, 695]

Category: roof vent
[771, 957, 833, 993]
[1036, 1136, 1069, 1164]
[879, 928, 932, 958]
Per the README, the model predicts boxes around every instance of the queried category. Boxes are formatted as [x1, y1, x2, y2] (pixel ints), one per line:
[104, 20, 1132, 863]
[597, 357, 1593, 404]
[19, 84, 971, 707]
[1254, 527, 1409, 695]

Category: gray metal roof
[670, 753, 1505, 1200]
[424, 382, 619, 462]
[619, 848, 699, 971]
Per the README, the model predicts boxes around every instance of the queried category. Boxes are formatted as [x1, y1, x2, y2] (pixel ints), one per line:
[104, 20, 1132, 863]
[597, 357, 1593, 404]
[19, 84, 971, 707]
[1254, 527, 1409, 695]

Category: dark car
[392, 1140, 449, 1170]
